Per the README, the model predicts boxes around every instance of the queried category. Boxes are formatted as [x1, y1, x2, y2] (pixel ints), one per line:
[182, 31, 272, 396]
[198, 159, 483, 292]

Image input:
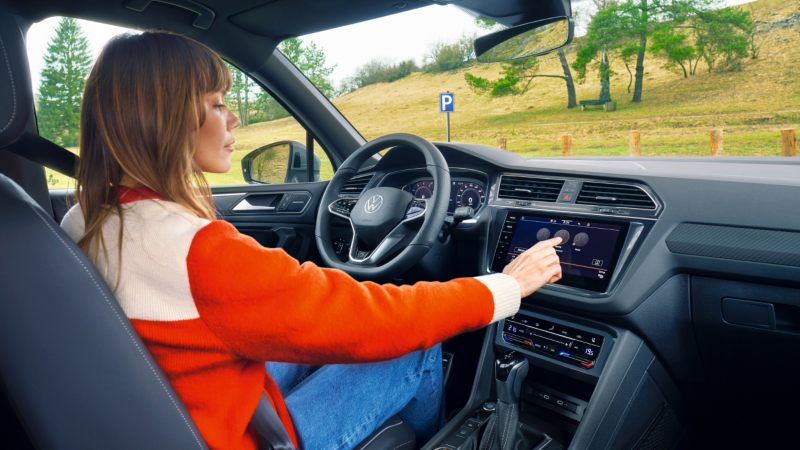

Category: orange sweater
[60, 186, 521, 450]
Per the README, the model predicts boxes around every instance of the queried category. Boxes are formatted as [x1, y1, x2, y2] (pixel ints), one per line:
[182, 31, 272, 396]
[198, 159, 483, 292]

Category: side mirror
[241, 140, 321, 184]
[474, 16, 574, 63]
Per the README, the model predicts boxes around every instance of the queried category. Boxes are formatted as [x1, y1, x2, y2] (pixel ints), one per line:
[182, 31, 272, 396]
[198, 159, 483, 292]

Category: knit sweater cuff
[475, 273, 521, 323]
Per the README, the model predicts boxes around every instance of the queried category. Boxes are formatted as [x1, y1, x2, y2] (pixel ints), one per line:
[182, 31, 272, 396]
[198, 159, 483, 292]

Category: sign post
[439, 92, 454, 142]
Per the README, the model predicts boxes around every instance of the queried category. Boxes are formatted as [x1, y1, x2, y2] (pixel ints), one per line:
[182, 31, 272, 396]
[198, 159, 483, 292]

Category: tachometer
[409, 181, 434, 200]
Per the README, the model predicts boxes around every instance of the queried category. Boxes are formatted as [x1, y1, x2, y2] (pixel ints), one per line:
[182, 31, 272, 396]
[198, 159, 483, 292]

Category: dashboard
[221, 140, 800, 445]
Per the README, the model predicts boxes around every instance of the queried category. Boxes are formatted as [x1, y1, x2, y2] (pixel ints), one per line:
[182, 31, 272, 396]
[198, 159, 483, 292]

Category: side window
[28, 17, 96, 190]
[211, 64, 335, 186]
[26, 16, 333, 190]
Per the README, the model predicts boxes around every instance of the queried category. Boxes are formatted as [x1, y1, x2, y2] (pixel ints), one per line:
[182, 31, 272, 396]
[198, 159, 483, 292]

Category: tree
[37, 17, 93, 147]
[572, 5, 625, 99]
[693, 7, 751, 72]
[465, 17, 576, 108]
[649, 27, 697, 77]
[465, 47, 577, 108]
[279, 37, 336, 96]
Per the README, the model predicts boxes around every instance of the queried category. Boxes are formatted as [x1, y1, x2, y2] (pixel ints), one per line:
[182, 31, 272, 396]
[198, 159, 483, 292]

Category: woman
[60, 32, 562, 450]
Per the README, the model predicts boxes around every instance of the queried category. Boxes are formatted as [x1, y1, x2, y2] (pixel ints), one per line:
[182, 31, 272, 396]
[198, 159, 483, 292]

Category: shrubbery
[338, 58, 420, 94]
[423, 34, 475, 74]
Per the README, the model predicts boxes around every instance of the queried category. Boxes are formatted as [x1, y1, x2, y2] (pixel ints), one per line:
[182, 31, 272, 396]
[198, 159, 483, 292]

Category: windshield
[288, 0, 799, 158]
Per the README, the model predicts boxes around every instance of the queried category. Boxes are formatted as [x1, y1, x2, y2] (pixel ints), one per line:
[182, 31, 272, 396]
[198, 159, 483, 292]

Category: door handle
[232, 198, 276, 212]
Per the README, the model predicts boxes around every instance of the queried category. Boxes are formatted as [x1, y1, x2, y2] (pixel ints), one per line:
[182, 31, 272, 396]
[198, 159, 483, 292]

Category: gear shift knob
[495, 351, 529, 404]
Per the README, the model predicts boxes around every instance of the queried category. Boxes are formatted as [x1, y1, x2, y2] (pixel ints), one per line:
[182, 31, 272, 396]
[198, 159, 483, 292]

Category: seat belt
[250, 393, 298, 450]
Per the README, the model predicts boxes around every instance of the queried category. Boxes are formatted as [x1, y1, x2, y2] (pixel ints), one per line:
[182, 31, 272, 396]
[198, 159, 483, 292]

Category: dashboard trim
[491, 172, 662, 220]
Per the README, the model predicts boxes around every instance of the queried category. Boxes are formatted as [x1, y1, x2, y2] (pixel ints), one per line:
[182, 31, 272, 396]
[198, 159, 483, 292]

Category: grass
[44, 0, 800, 190]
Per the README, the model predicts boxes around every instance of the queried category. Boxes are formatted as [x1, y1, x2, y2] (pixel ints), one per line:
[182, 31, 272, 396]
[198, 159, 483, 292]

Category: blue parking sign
[440, 93, 454, 113]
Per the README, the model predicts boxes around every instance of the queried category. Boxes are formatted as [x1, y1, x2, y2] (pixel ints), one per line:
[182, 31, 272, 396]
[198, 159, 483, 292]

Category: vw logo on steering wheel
[364, 195, 383, 213]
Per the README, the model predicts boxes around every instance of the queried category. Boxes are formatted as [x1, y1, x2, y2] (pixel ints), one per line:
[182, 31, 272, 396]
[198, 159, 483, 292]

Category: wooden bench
[580, 99, 611, 111]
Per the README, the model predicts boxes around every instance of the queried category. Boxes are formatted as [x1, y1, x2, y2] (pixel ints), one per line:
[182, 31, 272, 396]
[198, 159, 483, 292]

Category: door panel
[212, 181, 344, 264]
[47, 183, 339, 265]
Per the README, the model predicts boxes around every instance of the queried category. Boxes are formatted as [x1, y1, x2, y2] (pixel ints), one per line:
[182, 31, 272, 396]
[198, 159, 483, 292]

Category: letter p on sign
[440, 93, 454, 113]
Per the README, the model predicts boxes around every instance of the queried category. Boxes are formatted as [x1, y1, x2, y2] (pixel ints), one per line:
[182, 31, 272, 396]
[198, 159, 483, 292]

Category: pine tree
[279, 37, 336, 96]
[37, 18, 93, 147]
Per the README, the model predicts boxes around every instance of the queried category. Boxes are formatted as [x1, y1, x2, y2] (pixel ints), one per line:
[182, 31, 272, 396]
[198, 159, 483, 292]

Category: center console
[425, 305, 686, 450]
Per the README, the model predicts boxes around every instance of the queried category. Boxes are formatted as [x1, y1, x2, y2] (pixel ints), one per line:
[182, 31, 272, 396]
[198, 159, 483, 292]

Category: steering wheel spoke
[348, 199, 428, 265]
[328, 198, 359, 220]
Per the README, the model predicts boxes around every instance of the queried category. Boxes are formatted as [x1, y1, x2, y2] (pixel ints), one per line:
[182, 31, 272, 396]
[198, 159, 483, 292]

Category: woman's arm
[187, 220, 551, 364]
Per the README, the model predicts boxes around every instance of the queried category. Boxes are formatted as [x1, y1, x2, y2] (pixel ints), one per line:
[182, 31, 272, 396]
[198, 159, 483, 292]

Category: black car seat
[0, 8, 415, 450]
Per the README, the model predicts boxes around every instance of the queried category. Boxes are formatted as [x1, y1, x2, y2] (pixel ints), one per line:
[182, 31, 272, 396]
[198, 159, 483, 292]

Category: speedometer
[455, 182, 485, 211]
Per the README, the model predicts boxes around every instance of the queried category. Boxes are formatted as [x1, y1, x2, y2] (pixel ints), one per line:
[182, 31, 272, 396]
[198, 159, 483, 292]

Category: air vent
[339, 174, 374, 197]
[576, 182, 656, 209]
[498, 176, 565, 202]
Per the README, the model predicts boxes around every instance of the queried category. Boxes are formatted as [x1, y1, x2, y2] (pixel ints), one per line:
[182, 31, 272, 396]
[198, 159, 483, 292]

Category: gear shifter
[478, 351, 555, 450]
[495, 350, 529, 404]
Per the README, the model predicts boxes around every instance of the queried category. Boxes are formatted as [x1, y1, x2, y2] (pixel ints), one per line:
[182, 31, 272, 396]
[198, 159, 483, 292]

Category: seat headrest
[0, 10, 33, 148]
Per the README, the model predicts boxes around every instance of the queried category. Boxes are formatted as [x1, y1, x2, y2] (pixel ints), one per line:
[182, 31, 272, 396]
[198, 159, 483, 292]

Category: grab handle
[124, 0, 215, 29]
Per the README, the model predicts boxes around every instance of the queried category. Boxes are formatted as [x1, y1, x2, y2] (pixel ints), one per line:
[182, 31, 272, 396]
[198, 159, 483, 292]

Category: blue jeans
[265, 344, 446, 450]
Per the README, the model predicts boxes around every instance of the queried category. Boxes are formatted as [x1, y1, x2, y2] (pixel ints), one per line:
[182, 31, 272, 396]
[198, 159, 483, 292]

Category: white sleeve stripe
[475, 273, 521, 323]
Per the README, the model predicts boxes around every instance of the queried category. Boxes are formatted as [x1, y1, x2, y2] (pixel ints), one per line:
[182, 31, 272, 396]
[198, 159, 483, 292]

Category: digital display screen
[491, 212, 629, 292]
[403, 180, 486, 215]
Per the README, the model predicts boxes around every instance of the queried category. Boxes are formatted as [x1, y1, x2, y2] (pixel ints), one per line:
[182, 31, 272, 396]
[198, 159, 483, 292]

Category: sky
[25, 0, 757, 93]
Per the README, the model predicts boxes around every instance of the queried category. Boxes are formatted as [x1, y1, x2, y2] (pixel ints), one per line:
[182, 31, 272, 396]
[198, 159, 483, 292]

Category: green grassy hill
[44, 0, 800, 188]
[233, 0, 800, 162]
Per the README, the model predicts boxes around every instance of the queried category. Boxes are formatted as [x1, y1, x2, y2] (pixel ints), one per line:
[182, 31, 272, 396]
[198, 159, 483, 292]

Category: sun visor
[0, 10, 33, 148]
[229, 0, 571, 38]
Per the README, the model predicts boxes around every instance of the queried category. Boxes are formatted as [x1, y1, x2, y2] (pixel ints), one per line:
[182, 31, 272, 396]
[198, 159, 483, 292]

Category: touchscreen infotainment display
[490, 212, 629, 292]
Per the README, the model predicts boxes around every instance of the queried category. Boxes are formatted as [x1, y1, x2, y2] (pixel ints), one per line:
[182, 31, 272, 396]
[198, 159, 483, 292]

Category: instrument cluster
[402, 179, 486, 215]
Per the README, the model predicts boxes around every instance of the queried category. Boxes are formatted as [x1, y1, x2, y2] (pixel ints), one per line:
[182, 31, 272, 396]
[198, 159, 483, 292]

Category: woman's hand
[502, 237, 563, 297]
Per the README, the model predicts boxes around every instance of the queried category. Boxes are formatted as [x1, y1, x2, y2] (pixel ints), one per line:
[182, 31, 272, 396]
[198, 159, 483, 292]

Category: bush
[338, 58, 420, 95]
[423, 33, 475, 73]
[248, 97, 291, 125]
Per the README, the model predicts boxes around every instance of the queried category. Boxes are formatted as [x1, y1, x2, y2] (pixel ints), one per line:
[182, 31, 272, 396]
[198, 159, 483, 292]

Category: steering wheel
[315, 133, 450, 280]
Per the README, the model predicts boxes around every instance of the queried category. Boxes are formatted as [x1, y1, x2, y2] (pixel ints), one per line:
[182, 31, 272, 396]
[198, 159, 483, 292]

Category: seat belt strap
[250, 393, 298, 450]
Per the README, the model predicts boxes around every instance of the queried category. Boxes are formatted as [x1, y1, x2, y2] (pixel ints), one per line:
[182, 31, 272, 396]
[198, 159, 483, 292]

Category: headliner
[0, 0, 569, 72]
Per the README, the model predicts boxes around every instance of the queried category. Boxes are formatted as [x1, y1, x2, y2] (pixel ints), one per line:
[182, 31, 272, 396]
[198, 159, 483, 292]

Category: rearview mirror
[474, 16, 574, 63]
[242, 140, 321, 184]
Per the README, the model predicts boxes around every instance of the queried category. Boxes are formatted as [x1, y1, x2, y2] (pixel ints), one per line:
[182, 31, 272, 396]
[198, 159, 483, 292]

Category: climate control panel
[501, 313, 604, 369]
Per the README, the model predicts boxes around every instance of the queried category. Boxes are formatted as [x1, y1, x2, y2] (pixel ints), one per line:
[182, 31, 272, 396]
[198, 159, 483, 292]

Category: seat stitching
[356, 420, 403, 450]
[390, 438, 415, 450]
[0, 33, 18, 134]
[26, 204, 206, 450]
[485, 417, 498, 450]
[500, 403, 514, 449]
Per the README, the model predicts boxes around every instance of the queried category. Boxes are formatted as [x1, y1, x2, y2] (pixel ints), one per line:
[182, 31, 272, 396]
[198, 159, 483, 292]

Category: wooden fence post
[629, 130, 641, 157]
[710, 129, 723, 156]
[498, 138, 507, 150]
[782, 129, 797, 156]
[562, 134, 572, 157]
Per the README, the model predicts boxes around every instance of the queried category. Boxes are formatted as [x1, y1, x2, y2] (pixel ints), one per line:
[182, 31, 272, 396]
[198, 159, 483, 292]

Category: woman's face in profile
[195, 91, 240, 173]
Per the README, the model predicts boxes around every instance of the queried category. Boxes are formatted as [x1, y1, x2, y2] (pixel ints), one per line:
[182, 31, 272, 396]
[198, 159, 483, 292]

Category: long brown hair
[74, 31, 232, 287]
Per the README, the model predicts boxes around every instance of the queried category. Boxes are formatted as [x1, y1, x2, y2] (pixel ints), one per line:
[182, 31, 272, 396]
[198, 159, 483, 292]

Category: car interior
[1, 0, 800, 449]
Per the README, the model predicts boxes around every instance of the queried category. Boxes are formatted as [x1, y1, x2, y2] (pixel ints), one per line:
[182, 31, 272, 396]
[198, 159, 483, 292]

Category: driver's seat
[0, 174, 418, 449]
[0, 5, 417, 446]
